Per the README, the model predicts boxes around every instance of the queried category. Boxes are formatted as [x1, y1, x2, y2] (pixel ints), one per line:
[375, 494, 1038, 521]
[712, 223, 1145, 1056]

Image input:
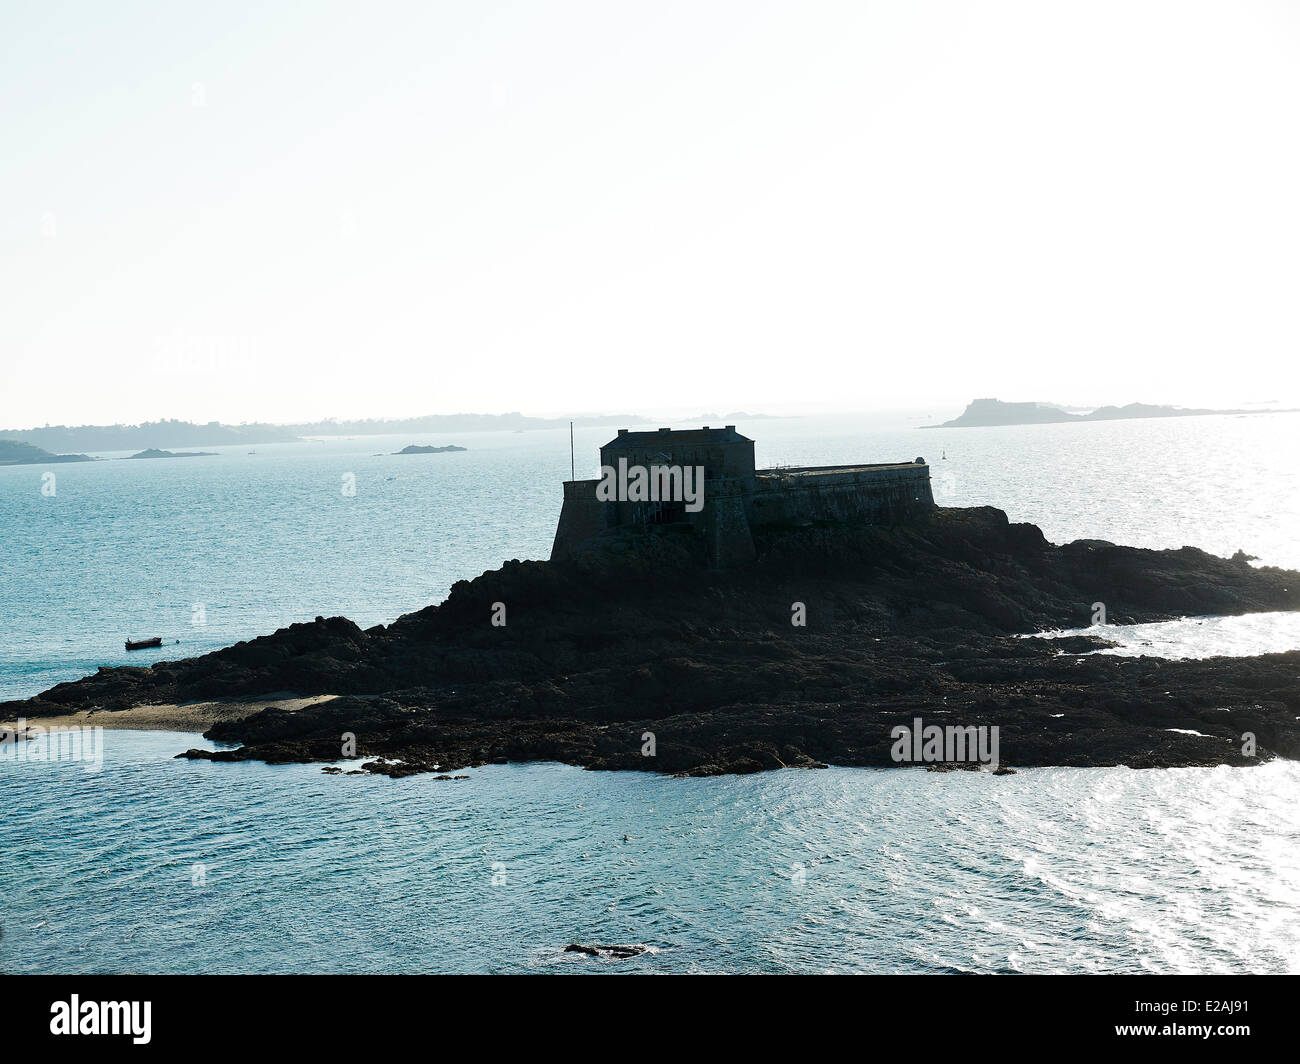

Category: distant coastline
[927, 398, 1299, 429]
[0, 411, 778, 453]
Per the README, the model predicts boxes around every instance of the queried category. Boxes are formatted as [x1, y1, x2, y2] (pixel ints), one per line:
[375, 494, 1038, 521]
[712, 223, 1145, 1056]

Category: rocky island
[124, 448, 217, 459]
[392, 444, 467, 454]
[929, 397, 1295, 428]
[6, 505, 1298, 778]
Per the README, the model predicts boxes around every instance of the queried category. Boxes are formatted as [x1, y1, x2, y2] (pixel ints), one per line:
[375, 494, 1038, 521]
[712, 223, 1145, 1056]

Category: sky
[2, 0, 1299, 427]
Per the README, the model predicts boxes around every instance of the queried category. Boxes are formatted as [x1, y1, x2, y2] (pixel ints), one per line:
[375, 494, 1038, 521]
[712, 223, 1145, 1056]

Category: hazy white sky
[3, 0, 1299, 427]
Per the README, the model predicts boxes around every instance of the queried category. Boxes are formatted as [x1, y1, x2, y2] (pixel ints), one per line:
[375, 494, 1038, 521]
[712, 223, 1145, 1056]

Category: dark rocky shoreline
[6, 506, 1299, 777]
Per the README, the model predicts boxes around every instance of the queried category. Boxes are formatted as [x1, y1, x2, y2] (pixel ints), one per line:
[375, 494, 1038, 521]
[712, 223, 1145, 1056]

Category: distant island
[0, 419, 299, 454]
[928, 398, 1297, 428]
[0, 439, 93, 465]
[125, 448, 216, 460]
[392, 444, 467, 454]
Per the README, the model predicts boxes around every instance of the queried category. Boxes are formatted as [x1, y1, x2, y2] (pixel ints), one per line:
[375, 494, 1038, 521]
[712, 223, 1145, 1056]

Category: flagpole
[570, 421, 575, 483]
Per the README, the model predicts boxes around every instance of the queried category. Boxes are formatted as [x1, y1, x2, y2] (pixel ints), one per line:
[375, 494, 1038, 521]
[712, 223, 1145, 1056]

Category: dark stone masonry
[552, 426, 934, 566]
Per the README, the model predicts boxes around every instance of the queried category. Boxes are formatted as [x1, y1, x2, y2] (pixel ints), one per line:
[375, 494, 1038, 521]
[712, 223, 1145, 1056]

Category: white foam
[1030, 612, 1300, 660]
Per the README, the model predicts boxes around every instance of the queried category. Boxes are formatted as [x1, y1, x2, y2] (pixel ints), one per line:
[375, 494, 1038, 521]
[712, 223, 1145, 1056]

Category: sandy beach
[2, 694, 338, 734]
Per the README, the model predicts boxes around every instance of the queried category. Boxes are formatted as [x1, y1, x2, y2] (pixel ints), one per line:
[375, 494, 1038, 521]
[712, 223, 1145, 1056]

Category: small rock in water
[565, 943, 650, 959]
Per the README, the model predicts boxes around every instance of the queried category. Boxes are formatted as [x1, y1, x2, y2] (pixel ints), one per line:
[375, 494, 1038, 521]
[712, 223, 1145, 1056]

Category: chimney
[617, 428, 628, 436]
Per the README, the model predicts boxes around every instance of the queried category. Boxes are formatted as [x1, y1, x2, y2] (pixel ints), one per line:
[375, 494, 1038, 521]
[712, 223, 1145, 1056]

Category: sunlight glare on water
[2, 733, 1298, 974]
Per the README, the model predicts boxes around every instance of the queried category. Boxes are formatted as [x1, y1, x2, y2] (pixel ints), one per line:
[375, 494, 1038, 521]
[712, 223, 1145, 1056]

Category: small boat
[125, 637, 163, 651]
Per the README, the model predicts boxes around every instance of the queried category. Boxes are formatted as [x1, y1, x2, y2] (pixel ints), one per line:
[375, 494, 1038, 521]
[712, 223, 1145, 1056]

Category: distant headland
[392, 444, 467, 454]
[929, 398, 1298, 429]
[0, 440, 93, 465]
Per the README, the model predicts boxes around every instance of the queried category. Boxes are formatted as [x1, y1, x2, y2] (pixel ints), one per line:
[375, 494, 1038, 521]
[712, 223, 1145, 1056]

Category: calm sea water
[2, 411, 1299, 973]
[3, 733, 1298, 974]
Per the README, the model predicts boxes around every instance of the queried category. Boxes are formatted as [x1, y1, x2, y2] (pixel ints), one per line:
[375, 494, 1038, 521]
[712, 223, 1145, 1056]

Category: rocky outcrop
[564, 944, 653, 959]
[0, 439, 92, 465]
[5, 507, 1298, 776]
[124, 449, 216, 459]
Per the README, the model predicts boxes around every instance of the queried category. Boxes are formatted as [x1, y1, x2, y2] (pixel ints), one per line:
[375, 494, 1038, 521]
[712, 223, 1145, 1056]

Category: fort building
[552, 425, 934, 567]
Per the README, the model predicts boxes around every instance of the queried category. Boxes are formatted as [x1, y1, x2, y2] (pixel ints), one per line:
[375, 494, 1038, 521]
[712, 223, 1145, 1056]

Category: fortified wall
[551, 426, 934, 567]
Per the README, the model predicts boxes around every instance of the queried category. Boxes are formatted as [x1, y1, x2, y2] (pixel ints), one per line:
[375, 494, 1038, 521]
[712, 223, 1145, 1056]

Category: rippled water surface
[3, 731, 1298, 974]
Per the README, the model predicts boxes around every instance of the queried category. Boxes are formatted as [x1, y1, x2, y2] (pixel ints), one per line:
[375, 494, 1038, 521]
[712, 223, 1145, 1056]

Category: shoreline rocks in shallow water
[6, 506, 1300, 777]
[925, 762, 1018, 775]
[565, 943, 653, 959]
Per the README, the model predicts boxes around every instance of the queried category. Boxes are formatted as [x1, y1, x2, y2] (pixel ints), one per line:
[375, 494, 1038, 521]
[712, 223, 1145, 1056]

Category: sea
[2, 411, 1299, 973]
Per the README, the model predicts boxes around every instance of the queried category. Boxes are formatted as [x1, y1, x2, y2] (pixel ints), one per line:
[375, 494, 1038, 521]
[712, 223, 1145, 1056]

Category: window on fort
[645, 500, 686, 525]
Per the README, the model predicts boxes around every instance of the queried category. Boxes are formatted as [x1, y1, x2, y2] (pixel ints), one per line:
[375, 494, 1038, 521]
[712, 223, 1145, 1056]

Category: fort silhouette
[552, 425, 934, 567]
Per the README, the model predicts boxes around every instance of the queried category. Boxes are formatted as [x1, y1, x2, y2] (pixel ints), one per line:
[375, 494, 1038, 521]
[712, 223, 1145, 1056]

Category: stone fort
[552, 425, 934, 567]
